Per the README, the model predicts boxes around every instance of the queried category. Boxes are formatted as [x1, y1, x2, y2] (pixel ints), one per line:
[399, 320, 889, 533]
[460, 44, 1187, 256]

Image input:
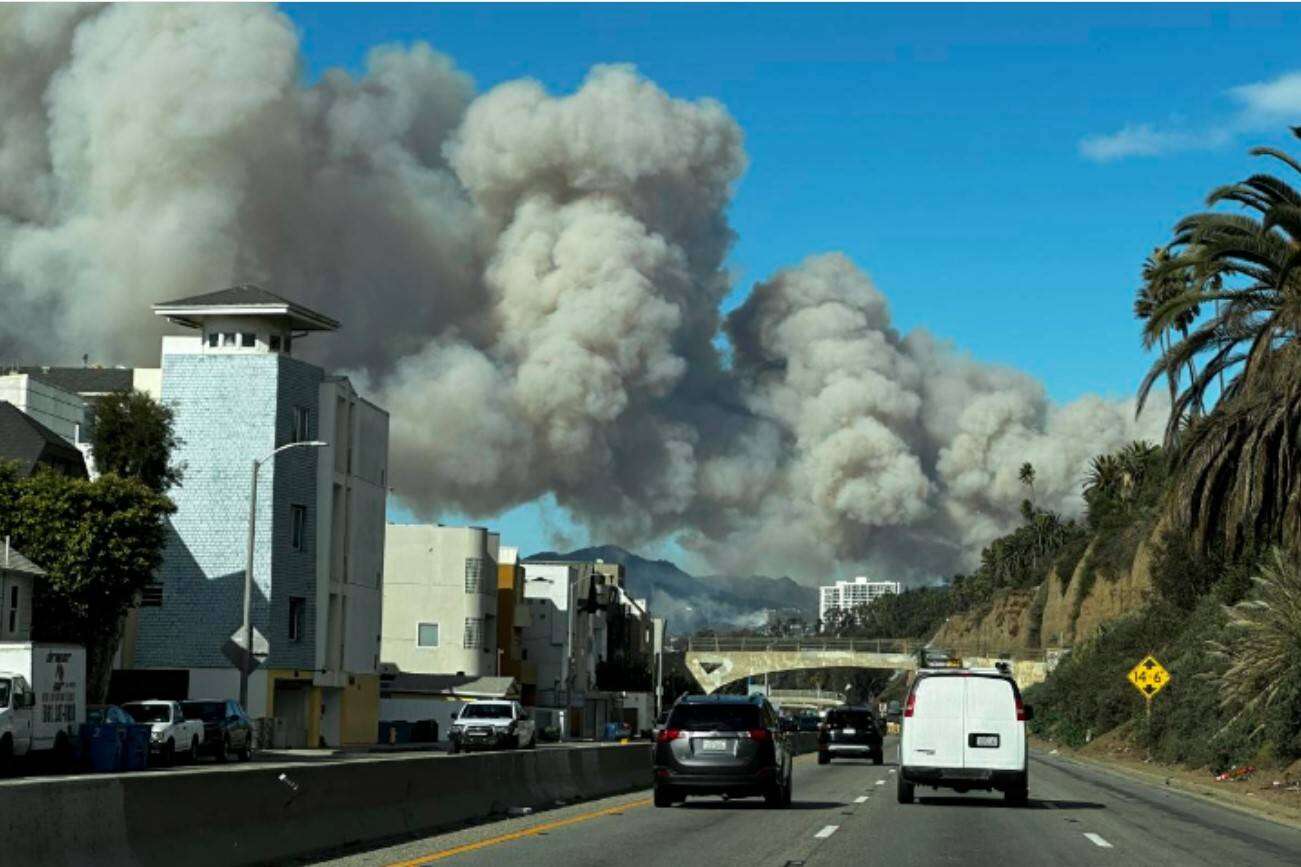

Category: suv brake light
[747, 728, 769, 741]
[1014, 695, 1026, 722]
[904, 690, 916, 718]
[656, 728, 684, 743]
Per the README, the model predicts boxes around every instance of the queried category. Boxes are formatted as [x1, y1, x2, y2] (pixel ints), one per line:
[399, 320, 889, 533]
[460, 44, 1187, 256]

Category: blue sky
[281, 3, 1301, 562]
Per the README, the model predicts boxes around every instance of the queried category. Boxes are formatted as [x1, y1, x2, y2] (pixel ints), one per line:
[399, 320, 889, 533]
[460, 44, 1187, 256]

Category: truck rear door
[905, 675, 965, 769]
[962, 676, 1022, 771]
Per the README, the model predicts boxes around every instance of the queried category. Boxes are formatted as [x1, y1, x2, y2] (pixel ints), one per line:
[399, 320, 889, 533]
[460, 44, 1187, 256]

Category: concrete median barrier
[0, 744, 651, 867]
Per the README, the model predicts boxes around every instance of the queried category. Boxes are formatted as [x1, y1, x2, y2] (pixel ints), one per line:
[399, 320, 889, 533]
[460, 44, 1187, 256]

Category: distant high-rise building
[818, 576, 902, 624]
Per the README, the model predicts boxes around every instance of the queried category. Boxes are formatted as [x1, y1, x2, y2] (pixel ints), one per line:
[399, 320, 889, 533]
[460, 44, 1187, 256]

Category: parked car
[652, 694, 793, 809]
[447, 700, 536, 753]
[122, 700, 204, 765]
[181, 699, 253, 762]
[897, 667, 1032, 804]
[817, 705, 883, 765]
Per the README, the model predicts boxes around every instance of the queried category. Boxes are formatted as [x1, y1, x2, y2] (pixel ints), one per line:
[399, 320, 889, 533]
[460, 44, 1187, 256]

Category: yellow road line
[384, 797, 653, 866]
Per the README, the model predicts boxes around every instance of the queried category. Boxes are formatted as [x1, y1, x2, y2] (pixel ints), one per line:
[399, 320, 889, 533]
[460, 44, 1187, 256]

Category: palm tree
[1018, 462, 1036, 501]
[1209, 548, 1301, 735]
[1135, 129, 1301, 555]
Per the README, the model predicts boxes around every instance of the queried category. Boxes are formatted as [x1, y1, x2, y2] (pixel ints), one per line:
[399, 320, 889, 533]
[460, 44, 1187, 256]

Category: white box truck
[0, 642, 87, 769]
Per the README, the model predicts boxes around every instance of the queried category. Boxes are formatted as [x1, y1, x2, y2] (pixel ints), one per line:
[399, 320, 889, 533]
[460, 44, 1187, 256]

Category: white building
[819, 576, 902, 623]
[381, 524, 500, 678]
[519, 562, 575, 710]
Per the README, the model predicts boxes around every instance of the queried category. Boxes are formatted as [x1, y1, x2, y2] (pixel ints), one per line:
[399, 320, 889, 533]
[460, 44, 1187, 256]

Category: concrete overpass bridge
[685, 637, 1052, 694]
[766, 689, 847, 711]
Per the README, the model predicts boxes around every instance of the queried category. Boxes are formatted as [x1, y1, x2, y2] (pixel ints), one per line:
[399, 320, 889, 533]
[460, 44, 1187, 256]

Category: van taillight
[748, 728, 769, 741]
[1015, 695, 1026, 722]
[657, 728, 683, 743]
[904, 691, 916, 718]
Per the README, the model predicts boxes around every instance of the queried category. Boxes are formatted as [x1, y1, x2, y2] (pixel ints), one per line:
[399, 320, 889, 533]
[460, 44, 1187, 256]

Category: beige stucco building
[381, 525, 500, 677]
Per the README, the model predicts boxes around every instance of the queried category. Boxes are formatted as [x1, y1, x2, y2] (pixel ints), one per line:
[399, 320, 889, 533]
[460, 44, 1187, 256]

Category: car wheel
[215, 736, 229, 763]
[817, 751, 830, 765]
[189, 736, 200, 761]
[873, 751, 884, 766]
[448, 740, 459, 755]
[783, 771, 794, 807]
[0, 735, 12, 776]
[162, 740, 175, 767]
[527, 732, 537, 750]
[896, 774, 915, 804]
[1004, 784, 1029, 805]
[654, 784, 677, 808]
[239, 735, 253, 762]
[764, 777, 788, 808]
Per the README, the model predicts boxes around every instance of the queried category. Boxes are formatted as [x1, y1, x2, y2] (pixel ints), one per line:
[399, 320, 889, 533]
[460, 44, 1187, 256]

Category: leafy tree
[0, 463, 174, 703]
[90, 390, 184, 493]
[1136, 129, 1301, 556]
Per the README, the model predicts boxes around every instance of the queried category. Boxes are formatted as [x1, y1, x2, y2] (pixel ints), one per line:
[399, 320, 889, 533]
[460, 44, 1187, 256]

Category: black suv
[181, 699, 254, 762]
[818, 705, 883, 765]
[652, 694, 793, 808]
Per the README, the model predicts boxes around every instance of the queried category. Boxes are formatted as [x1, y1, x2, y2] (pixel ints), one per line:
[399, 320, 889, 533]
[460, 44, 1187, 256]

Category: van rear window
[669, 704, 761, 731]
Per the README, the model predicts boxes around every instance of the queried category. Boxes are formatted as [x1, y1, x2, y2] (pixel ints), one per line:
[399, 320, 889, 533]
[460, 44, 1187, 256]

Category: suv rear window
[826, 709, 874, 728]
[669, 703, 761, 731]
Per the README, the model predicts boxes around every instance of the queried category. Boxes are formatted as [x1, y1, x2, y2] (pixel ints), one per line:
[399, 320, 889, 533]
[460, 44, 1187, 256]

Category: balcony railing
[684, 636, 1050, 662]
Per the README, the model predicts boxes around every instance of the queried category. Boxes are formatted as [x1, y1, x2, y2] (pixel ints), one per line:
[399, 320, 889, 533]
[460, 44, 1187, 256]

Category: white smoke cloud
[0, 5, 1166, 585]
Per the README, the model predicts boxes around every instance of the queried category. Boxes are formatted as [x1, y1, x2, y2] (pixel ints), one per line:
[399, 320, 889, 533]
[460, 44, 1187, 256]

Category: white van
[897, 668, 1031, 804]
[0, 642, 87, 770]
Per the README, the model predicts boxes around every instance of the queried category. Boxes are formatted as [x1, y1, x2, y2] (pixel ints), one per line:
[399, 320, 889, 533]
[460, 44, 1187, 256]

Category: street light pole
[239, 440, 327, 712]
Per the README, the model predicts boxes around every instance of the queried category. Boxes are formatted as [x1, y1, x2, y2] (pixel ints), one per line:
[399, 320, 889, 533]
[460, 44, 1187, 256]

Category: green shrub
[1054, 534, 1090, 588]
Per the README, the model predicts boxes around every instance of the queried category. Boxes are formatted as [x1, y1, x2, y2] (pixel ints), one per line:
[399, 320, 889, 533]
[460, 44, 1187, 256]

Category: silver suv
[651, 694, 793, 808]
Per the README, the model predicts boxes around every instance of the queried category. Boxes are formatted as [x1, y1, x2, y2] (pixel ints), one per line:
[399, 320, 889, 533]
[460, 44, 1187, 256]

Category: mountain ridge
[523, 544, 815, 633]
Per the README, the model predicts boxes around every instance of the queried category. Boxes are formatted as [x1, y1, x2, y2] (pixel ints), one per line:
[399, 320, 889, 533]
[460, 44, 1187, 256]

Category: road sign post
[1127, 654, 1170, 760]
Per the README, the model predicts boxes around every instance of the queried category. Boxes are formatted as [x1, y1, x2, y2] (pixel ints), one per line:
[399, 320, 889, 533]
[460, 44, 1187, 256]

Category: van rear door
[962, 676, 1022, 771]
[905, 675, 965, 769]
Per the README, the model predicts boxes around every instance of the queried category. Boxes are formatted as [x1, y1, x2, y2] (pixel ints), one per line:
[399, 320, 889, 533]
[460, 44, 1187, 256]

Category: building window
[7, 586, 17, 634]
[463, 617, 484, 650]
[521, 648, 528, 661]
[241, 332, 256, 348]
[206, 332, 218, 348]
[291, 406, 311, 443]
[290, 504, 307, 551]
[270, 334, 282, 352]
[139, 582, 163, 607]
[464, 558, 488, 595]
[222, 332, 236, 347]
[417, 622, 440, 648]
[289, 596, 306, 642]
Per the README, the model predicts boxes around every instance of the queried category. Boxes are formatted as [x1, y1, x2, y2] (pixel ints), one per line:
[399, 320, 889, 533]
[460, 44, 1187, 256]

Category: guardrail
[686, 637, 920, 653]
[685, 636, 1053, 661]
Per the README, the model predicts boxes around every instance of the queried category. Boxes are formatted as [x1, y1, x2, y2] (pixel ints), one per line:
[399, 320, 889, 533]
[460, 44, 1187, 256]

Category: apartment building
[818, 576, 902, 624]
[128, 286, 389, 748]
[381, 524, 500, 678]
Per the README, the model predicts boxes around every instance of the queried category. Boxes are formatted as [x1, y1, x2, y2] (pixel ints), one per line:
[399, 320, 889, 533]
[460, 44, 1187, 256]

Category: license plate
[972, 734, 1000, 748]
[700, 739, 729, 752]
[841, 728, 856, 735]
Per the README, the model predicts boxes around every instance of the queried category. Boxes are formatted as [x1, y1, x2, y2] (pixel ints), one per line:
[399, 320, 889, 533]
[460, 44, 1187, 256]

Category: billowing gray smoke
[0, 5, 1166, 583]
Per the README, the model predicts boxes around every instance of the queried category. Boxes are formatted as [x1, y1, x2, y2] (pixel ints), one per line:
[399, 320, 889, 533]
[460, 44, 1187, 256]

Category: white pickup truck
[0, 642, 86, 772]
[122, 700, 205, 765]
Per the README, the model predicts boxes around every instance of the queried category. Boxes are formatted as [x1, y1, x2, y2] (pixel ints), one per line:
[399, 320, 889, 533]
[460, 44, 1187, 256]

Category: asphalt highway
[315, 736, 1301, 867]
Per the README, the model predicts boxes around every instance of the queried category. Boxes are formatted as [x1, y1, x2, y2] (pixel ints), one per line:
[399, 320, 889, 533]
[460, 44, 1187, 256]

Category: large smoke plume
[0, 5, 1165, 583]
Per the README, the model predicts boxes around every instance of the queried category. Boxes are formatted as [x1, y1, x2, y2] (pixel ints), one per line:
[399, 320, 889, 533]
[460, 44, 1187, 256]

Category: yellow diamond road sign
[1127, 655, 1171, 699]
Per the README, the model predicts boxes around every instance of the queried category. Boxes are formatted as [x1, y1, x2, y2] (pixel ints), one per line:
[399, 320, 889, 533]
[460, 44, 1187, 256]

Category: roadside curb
[1031, 748, 1301, 832]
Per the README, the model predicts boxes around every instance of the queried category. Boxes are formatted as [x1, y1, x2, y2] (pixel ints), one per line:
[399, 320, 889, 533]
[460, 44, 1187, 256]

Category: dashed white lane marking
[815, 825, 839, 839]
[1083, 833, 1114, 849]
[854, 796, 869, 803]
[875, 780, 886, 786]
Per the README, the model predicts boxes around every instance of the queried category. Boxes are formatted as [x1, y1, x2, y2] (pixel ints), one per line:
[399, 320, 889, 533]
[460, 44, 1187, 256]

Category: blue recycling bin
[123, 725, 151, 771]
[83, 723, 125, 772]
